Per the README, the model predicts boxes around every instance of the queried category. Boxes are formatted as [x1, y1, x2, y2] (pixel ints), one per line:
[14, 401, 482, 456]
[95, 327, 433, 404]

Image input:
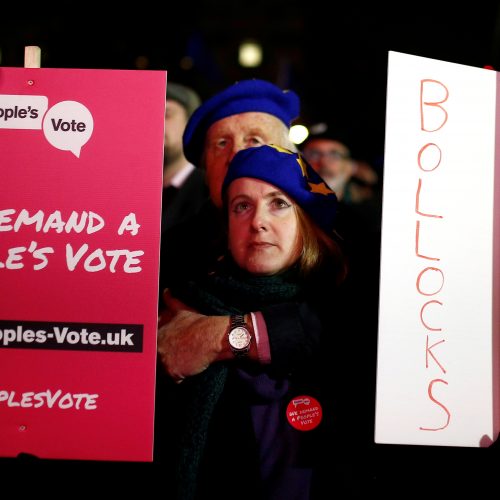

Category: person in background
[301, 126, 382, 483]
[301, 133, 354, 201]
[349, 158, 380, 205]
[157, 144, 348, 500]
[300, 128, 382, 234]
[300, 127, 381, 259]
[161, 82, 208, 232]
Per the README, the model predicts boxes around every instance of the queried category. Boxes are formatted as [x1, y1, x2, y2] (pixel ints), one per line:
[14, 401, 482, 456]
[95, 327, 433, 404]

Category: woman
[156, 144, 348, 500]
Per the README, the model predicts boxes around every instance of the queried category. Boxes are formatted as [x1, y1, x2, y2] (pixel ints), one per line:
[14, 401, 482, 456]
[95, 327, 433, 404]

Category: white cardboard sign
[375, 51, 500, 447]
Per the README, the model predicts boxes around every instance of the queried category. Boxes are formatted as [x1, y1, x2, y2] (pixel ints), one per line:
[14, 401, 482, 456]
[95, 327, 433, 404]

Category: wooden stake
[24, 46, 41, 68]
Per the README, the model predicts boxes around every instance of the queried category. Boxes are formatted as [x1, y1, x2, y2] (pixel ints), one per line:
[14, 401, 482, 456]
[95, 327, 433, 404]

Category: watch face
[229, 327, 250, 350]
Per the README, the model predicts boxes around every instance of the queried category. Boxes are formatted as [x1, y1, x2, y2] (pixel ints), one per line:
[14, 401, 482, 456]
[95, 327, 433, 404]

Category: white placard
[375, 51, 500, 447]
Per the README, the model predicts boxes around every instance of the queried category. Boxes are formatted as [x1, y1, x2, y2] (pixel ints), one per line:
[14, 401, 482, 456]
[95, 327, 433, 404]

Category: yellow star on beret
[308, 181, 335, 196]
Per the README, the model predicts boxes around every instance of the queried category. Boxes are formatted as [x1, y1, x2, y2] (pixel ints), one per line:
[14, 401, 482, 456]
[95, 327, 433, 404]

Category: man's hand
[157, 290, 231, 382]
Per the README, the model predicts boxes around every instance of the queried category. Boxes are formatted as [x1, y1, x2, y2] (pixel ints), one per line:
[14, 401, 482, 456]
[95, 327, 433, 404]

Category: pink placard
[0, 67, 166, 461]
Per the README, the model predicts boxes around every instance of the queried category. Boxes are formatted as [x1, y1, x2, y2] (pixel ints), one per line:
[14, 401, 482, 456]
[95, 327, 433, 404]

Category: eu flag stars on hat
[183, 79, 300, 165]
[222, 144, 338, 237]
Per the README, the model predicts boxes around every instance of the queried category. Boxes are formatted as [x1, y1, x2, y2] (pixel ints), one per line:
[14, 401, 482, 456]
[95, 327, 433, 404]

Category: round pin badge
[286, 394, 323, 431]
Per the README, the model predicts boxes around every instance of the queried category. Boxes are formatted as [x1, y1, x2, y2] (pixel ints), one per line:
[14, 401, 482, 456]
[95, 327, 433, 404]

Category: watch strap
[231, 314, 246, 328]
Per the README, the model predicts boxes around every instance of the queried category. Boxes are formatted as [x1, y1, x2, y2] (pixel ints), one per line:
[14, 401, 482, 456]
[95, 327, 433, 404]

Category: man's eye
[247, 137, 263, 146]
[233, 202, 250, 213]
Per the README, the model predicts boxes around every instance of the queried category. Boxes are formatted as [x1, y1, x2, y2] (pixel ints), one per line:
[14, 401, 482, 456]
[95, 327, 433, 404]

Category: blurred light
[238, 41, 262, 68]
[134, 55, 149, 69]
[309, 122, 328, 134]
[484, 65, 495, 70]
[180, 56, 194, 70]
[289, 124, 309, 145]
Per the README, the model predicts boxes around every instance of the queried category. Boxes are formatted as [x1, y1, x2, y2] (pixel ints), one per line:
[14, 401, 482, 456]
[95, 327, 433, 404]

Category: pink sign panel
[0, 67, 166, 461]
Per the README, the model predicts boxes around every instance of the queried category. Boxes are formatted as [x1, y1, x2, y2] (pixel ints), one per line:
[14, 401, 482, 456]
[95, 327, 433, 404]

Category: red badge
[286, 395, 323, 431]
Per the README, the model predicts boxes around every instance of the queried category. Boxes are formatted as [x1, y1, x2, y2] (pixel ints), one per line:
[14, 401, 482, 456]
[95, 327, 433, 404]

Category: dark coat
[154, 256, 374, 499]
[161, 167, 209, 233]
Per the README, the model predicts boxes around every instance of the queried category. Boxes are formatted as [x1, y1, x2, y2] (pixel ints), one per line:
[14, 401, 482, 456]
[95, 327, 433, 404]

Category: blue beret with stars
[222, 144, 338, 237]
[183, 79, 300, 165]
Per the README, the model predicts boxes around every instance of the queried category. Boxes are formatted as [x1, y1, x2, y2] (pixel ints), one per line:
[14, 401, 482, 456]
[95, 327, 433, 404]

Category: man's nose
[229, 139, 247, 161]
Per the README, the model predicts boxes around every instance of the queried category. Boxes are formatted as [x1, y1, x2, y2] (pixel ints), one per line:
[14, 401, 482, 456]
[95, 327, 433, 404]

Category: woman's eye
[272, 198, 291, 209]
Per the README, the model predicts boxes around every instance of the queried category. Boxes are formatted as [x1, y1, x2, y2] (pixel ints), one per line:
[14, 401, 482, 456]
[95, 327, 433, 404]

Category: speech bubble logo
[43, 101, 94, 157]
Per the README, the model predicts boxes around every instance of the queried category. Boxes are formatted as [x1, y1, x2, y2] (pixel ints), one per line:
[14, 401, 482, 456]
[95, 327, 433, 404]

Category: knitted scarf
[171, 256, 303, 500]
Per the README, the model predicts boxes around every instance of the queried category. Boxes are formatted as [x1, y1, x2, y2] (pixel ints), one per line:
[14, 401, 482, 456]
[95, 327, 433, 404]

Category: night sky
[2, 3, 499, 170]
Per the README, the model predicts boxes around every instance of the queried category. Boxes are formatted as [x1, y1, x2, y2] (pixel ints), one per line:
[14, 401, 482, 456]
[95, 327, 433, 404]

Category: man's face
[164, 99, 188, 164]
[301, 138, 353, 197]
[203, 112, 290, 208]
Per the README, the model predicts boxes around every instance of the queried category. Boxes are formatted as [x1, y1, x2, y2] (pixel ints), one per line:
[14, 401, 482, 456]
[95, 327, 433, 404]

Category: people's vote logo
[286, 395, 323, 431]
[43, 101, 94, 158]
[0, 95, 94, 158]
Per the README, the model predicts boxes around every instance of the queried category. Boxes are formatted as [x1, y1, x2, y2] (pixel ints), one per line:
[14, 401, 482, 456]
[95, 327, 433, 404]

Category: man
[301, 133, 354, 201]
[161, 82, 208, 232]
[300, 129, 381, 232]
[301, 128, 381, 473]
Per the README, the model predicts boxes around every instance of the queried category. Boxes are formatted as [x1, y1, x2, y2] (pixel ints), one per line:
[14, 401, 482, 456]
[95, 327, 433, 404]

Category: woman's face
[227, 177, 302, 276]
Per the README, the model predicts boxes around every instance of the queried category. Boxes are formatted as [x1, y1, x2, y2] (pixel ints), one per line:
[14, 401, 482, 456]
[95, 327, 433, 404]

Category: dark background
[2, 3, 500, 171]
[2, 3, 500, 495]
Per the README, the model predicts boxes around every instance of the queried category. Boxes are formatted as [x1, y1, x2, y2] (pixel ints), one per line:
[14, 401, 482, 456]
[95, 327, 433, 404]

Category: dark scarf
[171, 256, 303, 500]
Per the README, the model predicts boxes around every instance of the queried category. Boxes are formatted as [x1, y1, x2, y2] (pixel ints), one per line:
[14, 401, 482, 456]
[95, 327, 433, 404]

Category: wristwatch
[228, 314, 252, 357]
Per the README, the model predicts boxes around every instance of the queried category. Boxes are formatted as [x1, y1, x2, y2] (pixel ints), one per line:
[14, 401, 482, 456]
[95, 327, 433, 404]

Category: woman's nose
[251, 205, 268, 231]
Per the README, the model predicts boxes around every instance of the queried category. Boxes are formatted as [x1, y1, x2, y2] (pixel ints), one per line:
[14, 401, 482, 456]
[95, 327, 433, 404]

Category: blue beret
[183, 79, 300, 165]
[222, 144, 338, 237]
